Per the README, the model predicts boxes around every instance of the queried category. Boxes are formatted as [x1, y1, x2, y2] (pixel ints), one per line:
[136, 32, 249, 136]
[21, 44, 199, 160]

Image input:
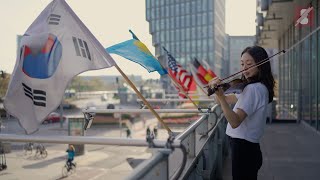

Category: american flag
[163, 47, 195, 95]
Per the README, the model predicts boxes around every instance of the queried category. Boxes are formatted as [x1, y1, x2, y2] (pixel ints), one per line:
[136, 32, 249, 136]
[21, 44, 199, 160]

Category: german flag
[202, 60, 217, 78]
[192, 58, 214, 83]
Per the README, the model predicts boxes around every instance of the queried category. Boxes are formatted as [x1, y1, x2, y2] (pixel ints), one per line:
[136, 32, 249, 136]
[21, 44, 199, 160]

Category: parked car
[43, 112, 66, 124]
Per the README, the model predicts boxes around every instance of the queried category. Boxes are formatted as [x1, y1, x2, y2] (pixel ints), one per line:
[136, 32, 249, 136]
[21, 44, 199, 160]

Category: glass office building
[146, 0, 226, 91]
[257, 0, 320, 131]
[228, 36, 255, 74]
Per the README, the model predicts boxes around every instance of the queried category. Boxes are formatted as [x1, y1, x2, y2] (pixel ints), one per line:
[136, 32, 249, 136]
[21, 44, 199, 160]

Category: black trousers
[67, 158, 74, 167]
[229, 137, 262, 180]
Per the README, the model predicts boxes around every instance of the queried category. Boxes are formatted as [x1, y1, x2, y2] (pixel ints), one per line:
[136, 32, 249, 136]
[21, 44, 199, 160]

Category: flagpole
[193, 79, 209, 95]
[114, 64, 172, 134]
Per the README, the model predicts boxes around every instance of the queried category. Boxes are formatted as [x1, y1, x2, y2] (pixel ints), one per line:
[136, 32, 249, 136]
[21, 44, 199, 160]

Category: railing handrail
[137, 98, 214, 102]
[176, 113, 225, 179]
[175, 104, 219, 141]
[82, 108, 202, 113]
[0, 134, 181, 147]
[127, 149, 172, 180]
[175, 115, 208, 141]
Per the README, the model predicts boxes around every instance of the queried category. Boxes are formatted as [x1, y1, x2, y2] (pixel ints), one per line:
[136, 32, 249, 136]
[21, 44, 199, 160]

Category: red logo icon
[295, 6, 313, 27]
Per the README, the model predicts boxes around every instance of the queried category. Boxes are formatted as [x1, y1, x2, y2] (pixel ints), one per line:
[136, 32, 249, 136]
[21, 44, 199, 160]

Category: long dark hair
[241, 46, 275, 103]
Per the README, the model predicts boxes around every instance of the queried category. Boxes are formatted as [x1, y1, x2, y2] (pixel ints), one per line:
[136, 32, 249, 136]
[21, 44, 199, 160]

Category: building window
[197, 14, 202, 26]
[202, 27, 207, 38]
[161, 7, 165, 18]
[191, 1, 196, 14]
[160, 0, 164, 6]
[181, 29, 186, 40]
[166, 30, 170, 41]
[146, 0, 151, 9]
[155, 8, 160, 19]
[191, 27, 196, 40]
[165, 6, 170, 17]
[208, 0, 213, 10]
[186, 28, 191, 40]
[160, 19, 165, 30]
[170, 5, 175, 17]
[175, 29, 180, 41]
[209, 12, 213, 24]
[186, 15, 191, 27]
[165, 18, 169, 29]
[175, 4, 180, 16]
[197, 0, 202, 12]
[181, 3, 185, 15]
[151, 9, 155, 20]
[202, 13, 207, 25]
[186, 2, 190, 14]
[192, 14, 196, 26]
[202, 0, 208, 12]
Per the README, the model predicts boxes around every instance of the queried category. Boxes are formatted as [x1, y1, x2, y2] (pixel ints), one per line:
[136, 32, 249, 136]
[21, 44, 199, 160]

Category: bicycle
[62, 160, 76, 177]
[23, 142, 34, 155]
[34, 144, 48, 159]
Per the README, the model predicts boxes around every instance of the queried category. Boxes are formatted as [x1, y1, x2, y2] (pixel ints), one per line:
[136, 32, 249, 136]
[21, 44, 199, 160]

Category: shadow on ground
[23, 155, 65, 169]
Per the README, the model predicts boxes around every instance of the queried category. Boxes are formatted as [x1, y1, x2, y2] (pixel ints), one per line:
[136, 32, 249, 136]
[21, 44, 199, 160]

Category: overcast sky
[0, 0, 256, 79]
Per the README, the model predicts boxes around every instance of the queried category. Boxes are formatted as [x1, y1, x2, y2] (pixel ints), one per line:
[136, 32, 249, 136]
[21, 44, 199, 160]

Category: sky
[0, 0, 256, 80]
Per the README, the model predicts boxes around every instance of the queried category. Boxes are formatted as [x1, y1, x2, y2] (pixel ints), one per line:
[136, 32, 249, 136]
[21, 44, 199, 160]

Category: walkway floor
[223, 122, 320, 180]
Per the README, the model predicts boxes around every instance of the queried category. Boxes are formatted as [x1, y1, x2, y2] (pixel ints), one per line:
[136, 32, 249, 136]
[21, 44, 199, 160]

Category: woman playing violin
[209, 46, 275, 180]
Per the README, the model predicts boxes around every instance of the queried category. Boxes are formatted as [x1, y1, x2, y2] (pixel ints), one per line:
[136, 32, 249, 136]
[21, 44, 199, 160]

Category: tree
[0, 72, 10, 101]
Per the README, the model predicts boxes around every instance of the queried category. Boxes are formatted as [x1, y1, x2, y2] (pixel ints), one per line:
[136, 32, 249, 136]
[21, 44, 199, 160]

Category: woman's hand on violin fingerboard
[208, 77, 224, 97]
[208, 77, 220, 88]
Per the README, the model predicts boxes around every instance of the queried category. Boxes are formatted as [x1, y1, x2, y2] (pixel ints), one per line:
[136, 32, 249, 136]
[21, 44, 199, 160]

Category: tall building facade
[228, 36, 255, 74]
[256, 0, 320, 132]
[146, 0, 226, 92]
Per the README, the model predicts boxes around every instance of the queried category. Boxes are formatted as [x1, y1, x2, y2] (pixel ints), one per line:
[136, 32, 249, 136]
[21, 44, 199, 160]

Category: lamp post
[0, 70, 6, 133]
[116, 77, 122, 137]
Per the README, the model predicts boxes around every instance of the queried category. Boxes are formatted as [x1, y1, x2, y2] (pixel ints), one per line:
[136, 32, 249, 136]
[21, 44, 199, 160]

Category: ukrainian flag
[106, 30, 167, 75]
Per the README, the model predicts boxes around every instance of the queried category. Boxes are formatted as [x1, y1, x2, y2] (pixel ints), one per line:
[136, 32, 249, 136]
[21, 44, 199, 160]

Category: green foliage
[0, 73, 10, 99]
[121, 114, 132, 119]
[68, 76, 110, 91]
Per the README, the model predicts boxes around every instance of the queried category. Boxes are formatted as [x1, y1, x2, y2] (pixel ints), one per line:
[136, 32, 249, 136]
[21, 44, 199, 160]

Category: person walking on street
[126, 128, 132, 138]
[146, 126, 151, 137]
[209, 46, 275, 180]
[153, 126, 158, 139]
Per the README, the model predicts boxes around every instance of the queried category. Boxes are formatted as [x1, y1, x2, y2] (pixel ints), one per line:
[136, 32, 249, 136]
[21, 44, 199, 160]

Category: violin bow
[204, 49, 286, 88]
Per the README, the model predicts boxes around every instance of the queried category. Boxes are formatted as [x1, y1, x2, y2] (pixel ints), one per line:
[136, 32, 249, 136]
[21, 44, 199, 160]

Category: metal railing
[137, 98, 215, 102]
[0, 105, 228, 180]
[126, 104, 229, 180]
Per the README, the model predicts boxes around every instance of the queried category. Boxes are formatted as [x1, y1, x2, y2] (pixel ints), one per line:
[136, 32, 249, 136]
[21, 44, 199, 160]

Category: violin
[206, 49, 286, 97]
[207, 78, 246, 96]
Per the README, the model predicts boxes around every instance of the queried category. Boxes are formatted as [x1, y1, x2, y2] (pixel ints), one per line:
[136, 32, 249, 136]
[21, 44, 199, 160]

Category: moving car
[43, 112, 66, 124]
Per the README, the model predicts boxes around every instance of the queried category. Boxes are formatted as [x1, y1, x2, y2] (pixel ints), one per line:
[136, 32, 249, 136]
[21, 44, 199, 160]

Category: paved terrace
[223, 122, 320, 180]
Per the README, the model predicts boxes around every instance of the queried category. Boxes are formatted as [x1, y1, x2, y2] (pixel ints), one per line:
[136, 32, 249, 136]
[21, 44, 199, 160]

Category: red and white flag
[163, 47, 196, 98]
